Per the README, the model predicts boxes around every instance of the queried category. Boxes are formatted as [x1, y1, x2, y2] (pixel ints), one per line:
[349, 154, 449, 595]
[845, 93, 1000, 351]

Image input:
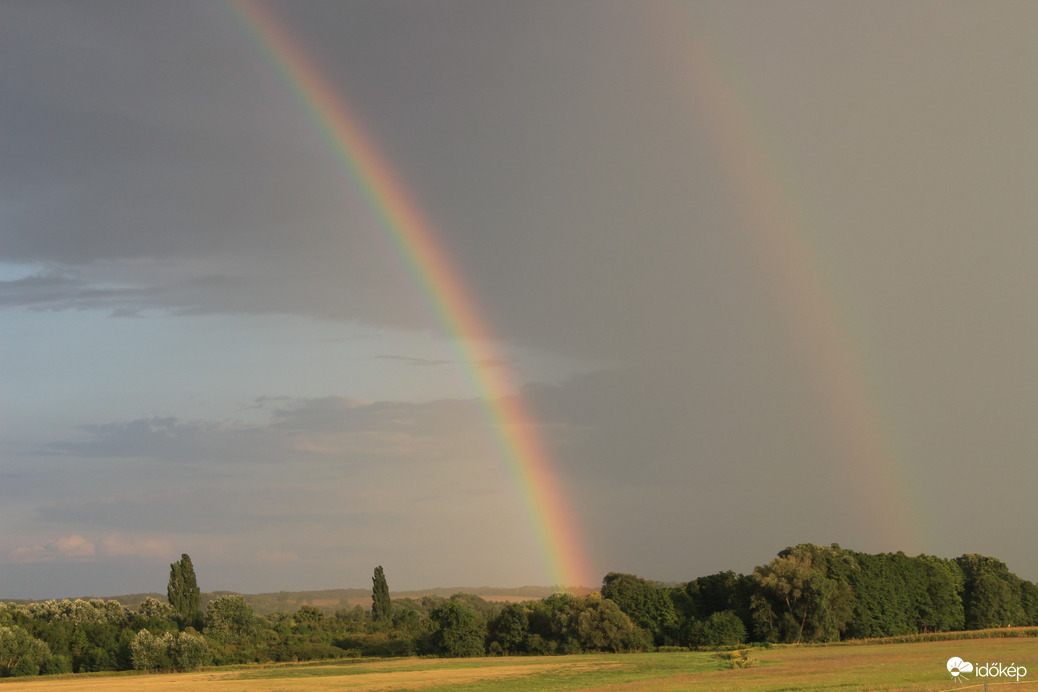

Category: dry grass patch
[0, 657, 629, 692]
[4, 637, 1036, 691]
[612, 637, 1038, 691]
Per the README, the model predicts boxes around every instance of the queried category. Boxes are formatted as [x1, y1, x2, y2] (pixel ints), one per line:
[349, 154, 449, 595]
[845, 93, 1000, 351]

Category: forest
[1, 544, 1036, 677]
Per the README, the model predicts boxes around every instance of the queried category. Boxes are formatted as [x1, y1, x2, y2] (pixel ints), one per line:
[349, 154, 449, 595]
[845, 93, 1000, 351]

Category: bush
[0, 626, 51, 676]
[488, 603, 529, 654]
[204, 596, 257, 645]
[523, 633, 556, 655]
[11, 656, 39, 677]
[570, 597, 639, 652]
[385, 638, 417, 657]
[41, 654, 73, 676]
[168, 631, 211, 671]
[272, 642, 347, 662]
[430, 602, 485, 657]
[688, 611, 748, 648]
[130, 630, 171, 671]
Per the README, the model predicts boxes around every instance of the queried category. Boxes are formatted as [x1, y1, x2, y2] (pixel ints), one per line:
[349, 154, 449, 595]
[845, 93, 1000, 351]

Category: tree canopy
[166, 554, 201, 625]
[371, 566, 391, 623]
[2, 544, 1037, 680]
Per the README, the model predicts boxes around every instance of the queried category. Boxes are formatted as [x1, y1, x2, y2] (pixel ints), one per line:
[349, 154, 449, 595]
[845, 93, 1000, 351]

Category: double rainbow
[229, 0, 920, 585]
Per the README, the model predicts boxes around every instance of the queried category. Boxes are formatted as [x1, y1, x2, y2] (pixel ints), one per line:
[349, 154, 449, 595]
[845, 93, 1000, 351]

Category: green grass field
[2, 634, 1036, 690]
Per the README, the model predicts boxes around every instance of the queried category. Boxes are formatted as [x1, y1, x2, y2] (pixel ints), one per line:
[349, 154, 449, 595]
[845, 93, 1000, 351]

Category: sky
[2, 0, 1038, 599]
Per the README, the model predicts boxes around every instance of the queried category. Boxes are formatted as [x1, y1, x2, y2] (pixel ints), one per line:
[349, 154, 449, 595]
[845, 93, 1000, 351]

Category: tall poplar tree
[168, 553, 202, 623]
[372, 565, 391, 622]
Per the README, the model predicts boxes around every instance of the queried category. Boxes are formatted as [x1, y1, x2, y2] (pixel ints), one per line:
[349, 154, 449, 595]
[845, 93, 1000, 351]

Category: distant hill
[90, 585, 596, 616]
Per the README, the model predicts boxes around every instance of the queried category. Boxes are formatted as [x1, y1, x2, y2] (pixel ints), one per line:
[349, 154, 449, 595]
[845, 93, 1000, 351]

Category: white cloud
[9, 534, 95, 563]
[98, 533, 174, 559]
[7, 533, 175, 563]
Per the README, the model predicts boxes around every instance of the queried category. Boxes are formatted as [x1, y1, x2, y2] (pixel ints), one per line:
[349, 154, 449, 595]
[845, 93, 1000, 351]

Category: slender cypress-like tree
[372, 565, 391, 622]
[168, 553, 202, 623]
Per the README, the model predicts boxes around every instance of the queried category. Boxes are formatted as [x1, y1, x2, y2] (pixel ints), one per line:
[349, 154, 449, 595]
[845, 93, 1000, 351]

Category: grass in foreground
[2, 635, 1037, 690]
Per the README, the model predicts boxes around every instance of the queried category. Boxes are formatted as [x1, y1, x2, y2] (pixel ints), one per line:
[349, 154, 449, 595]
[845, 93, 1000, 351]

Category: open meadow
[1, 634, 1036, 691]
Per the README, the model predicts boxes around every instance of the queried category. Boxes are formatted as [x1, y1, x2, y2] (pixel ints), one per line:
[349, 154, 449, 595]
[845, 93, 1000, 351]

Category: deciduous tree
[601, 572, 678, 645]
[752, 544, 853, 643]
[956, 554, 1026, 629]
[204, 595, 257, 645]
[130, 630, 168, 671]
[430, 601, 485, 657]
[687, 610, 747, 648]
[488, 603, 529, 653]
[372, 566, 391, 623]
[570, 595, 641, 652]
[167, 554, 201, 625]
[0, 626, 51, 677]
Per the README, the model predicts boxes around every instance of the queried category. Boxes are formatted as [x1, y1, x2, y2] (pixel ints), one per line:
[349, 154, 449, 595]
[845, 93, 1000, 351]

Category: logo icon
[947, 657, 973, 682]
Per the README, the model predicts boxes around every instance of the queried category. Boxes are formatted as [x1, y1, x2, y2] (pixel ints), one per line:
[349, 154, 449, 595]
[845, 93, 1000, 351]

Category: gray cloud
[0, 0, 740, 350]
[45, 395, 495, 466]
[0, 273, 156, 312]
[34, 486, 388, 535]
[8, 391, 543, 591]
[46, 416, 249, 462]
[0, 263, 426, 328]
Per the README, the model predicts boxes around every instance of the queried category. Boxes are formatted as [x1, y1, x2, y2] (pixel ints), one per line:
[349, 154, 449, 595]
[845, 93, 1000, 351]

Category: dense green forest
[2, 545, 1036, 677]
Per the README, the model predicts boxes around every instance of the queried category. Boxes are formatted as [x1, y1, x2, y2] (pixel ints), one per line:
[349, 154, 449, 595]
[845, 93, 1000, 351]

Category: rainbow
[656, 4, 921, 552]
[228, 0, 592, 588]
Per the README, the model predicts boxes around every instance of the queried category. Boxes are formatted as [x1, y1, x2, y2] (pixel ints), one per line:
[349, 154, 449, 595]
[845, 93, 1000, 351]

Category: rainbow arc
[656, 3, 919, 551]
[230, 0, 593, 589]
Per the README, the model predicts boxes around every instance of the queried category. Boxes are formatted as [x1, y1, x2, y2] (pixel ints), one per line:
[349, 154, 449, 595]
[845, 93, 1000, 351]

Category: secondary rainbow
[229, 0, 592, 588]
[655, 4, 920, 552]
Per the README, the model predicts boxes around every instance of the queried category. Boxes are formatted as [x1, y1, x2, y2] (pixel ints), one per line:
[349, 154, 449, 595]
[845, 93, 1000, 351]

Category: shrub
[130, 630, 170, 671]
[0, 626, 50, 676]
[11, 655, 39, 677]
[40, 654, 73, 676]
[167, 631, 211, 671]
[430, 602, 485, 657]
[204, 596, 257, 645]
[688, 611, 748, 648]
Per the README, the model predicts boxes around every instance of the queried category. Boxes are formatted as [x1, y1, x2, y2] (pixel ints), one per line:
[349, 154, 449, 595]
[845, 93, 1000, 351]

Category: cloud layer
[3, 2, 1038, 597]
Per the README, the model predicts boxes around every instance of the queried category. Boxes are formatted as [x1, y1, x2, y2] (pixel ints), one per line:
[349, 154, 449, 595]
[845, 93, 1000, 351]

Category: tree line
[1, 545, 1036, 677]
[646, 544, 1038, 647]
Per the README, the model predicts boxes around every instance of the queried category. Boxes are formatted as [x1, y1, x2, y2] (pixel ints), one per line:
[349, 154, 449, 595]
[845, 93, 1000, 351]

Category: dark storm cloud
[5, 0, 1038, 594]
[0, 0, 739, 351]
[515, 368, 867, 574]
[2, 2, 378, 271]
[6, 2, 1037, 366]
